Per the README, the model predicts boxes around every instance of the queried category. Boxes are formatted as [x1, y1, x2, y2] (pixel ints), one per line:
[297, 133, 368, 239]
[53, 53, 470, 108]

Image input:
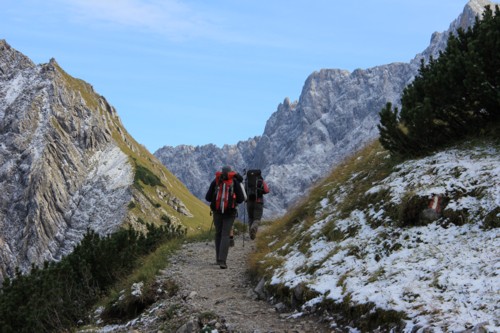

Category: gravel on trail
[94, 235, 333, 333]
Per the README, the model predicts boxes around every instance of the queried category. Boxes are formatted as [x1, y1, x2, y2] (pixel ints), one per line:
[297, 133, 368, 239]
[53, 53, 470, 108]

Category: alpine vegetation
[154, 0, 496, 218]
[0, 40, 211, 281]
[379, 5, 500, 157]
[250, 140, 499, 332]
[248, 6, 500, 331]
[0, 224, 182, 333]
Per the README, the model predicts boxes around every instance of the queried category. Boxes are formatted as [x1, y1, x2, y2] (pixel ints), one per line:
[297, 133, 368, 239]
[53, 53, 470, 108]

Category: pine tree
[379, 5, 500, 156]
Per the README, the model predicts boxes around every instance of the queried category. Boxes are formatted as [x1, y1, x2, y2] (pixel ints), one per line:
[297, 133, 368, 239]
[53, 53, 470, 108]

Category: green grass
[97, 237, 184, 323]
[248, 140, 395, 277]
[54, 61, 101, 112]
[54, 62, 213, 236]
[0, 225, 179, 333]
[94, 226, 215, 325]
[134, 162, 164, 189]
[248, 137, 499, 331]
[246, 140, 410, 331]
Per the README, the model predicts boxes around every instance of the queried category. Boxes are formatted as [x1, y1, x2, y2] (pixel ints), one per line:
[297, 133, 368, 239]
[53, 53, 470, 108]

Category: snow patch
[269, 145, 500, 332]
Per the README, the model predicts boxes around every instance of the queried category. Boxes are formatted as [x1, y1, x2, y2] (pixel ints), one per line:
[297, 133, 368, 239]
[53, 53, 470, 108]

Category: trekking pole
[207, 210, 214, 245]
[209, 210, 214, 232]
[241, 203, 245, 247]
[244, 169, 248, 247]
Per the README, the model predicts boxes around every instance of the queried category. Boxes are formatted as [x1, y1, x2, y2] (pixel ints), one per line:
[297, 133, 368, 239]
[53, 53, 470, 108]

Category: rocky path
[98, 235, 332, 332]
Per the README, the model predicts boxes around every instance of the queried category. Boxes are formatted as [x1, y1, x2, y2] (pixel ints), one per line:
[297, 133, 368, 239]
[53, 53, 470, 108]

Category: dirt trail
[100, 235, 332, 332]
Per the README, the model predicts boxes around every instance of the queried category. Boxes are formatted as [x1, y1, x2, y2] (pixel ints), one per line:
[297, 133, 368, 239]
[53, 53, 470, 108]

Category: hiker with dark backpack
[229, 172, 246, 247]
[245, 169, 269, 240]
[205, 166, 245, 269]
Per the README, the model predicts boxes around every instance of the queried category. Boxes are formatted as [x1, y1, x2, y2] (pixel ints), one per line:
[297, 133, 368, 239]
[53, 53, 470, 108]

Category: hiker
[205, 166, 245, 269]
[229, 172, 246, 247]
[245, 169, 269, 240]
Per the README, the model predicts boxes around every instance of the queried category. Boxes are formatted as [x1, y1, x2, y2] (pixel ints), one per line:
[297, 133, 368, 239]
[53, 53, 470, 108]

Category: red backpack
[212, 171, 237, 213]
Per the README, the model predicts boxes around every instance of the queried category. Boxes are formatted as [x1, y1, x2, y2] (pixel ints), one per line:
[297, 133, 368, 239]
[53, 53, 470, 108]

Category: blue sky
[1, 0, 468, 152]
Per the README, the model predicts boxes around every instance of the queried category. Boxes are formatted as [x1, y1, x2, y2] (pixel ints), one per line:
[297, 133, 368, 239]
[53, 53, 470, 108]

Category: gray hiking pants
[213, 211, 235, 264]
[247, 201, 264, 227]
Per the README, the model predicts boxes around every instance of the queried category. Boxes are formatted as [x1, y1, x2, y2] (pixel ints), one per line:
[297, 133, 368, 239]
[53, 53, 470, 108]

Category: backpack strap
[213, 171, 237, 213]
[215, 171, 236, 184]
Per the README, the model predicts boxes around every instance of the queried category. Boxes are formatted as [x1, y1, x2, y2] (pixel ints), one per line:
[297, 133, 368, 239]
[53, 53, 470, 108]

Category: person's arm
[234, 179, 245, 204]
[234, 173, 244, 182]
[262, 180, 270, 194]
[205, 180, 215, 202]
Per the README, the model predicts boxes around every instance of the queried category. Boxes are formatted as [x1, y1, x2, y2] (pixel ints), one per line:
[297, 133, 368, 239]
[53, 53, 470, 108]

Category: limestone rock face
[155, 139, 258, 200]
[154, 0, 493, 216]
[0, 40, 204, 280]
[253, 64, 416, 215]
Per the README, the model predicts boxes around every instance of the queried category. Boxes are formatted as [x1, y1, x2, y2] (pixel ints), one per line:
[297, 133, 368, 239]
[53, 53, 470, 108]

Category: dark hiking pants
[247, 201, 264, 227]
[213, 211, 235, 264]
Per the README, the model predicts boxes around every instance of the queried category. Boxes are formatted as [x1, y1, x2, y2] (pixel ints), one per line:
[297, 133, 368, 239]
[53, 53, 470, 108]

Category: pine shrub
[134, 163, 163, 188]
[0, 224, 182, 333]
[379, 5, 500, 157]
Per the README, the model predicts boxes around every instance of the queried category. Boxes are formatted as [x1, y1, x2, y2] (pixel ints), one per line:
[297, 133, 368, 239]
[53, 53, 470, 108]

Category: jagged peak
[280, 97, 297, 110]
[451, 0, 497, 31]
[283, 97, 291, 107]
[410, 0, 497, 66]
[0, 42, 211, 281]
[467, 0, 497, 12]
[0, 39, 35, 72]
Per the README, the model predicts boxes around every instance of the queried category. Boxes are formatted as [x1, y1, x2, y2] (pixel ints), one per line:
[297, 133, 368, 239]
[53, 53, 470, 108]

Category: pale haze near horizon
[1, 0, 468, 152]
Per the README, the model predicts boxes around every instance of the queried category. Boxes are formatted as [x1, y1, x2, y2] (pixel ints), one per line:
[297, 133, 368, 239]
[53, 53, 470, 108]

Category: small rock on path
[165, 239, 331, 332]
[92, 235, 333, 332]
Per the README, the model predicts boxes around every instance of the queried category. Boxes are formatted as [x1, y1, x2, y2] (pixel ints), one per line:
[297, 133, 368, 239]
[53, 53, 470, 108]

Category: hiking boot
[219, 262, 227, 269]
[229, 236, 235, 247]
[250, 224, 258, 240]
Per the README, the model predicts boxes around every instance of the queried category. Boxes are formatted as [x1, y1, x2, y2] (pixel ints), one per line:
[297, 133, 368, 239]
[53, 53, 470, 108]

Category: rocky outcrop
[254, 64, 415, 215]
[0, 40, 209, 281]
[155, 138, 258, 200]
[154, 0, 495, 217]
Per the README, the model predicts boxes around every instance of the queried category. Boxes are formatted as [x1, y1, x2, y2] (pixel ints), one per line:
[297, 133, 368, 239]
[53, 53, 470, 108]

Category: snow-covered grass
[367, 146, 500, 223]
[254, 140, 500, 332]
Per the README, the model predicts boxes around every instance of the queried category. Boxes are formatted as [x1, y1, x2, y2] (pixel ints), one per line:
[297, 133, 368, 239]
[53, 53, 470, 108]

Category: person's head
[220, 165, 232, 180]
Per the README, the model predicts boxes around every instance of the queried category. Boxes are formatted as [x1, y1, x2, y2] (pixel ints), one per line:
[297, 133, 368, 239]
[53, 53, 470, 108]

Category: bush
[442, 208, 468, 227]
[134, 163, 163, 188]
[397, 195, 430, 227]
[379, 5, 500, 157]
[483, 207, 500, 229]
[0, 224, 183, 333]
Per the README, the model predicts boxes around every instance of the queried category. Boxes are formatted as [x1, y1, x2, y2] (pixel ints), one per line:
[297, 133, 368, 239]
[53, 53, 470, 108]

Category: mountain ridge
[155, 0, 496, 217]
[0, 40, 210, 280]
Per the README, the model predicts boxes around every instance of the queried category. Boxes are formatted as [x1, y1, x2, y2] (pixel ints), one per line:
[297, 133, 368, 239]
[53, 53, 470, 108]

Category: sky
[1, 0, 469, 152]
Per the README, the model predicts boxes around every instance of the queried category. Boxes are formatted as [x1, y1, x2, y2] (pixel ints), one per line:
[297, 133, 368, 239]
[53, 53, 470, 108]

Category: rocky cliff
[154, 0, 495, 217]
[0, 40, 210, 281]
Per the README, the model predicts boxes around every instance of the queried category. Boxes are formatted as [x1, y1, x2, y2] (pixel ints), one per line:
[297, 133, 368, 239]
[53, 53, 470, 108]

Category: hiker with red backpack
[245, 169, 270, 240]
[205, 166, 246, 269]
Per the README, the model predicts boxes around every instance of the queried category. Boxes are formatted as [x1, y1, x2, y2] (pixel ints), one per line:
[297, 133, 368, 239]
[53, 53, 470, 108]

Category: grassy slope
[249, 140, 396, 278]
[52, 63, 214, 328]
[55, 62, 211, 235]
[249, 138, 499, 331]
